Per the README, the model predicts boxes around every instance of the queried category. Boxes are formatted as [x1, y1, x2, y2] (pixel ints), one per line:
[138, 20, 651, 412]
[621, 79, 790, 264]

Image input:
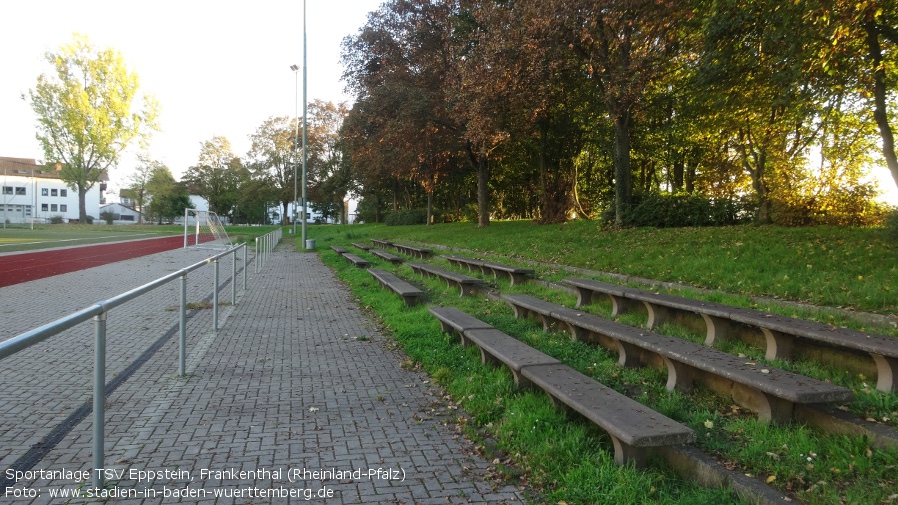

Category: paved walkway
[1, 241, 524, 503]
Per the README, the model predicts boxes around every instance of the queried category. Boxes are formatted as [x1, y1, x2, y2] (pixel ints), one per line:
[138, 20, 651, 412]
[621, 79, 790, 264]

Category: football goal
[183, 209, 232, 249]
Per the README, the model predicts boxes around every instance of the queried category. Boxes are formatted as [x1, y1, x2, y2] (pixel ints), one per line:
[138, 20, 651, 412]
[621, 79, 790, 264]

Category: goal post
[183, 209, 232, 249]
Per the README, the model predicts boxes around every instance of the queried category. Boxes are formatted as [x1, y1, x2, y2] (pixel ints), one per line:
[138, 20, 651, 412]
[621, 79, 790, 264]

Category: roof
[0, 157, 109, 181]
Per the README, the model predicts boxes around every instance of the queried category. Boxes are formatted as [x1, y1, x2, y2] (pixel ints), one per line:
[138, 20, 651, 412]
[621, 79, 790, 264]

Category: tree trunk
[477, 155, 490, 228]
[613, 111, 632, 226]
[866, 22, 898, 188]
[78, 184, 88, 222]
[426, 189, 433, 226]
[282, 201, 289, 225]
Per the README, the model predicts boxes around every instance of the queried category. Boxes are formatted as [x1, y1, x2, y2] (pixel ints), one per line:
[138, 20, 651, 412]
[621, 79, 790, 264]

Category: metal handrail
[0, 242, 247, 488]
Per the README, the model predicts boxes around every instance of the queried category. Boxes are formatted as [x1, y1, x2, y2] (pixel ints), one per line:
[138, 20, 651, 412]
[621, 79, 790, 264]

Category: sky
[2, 1, 896, 205]
[0, 0, 383, 198]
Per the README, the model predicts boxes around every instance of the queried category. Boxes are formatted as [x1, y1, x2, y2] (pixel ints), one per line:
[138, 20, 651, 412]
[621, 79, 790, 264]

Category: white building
[99, 202, 142, 224]
[1, 157, 105, 224]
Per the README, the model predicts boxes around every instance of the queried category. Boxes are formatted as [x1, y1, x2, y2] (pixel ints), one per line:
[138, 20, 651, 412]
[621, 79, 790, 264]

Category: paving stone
[1, 241, 524, 504]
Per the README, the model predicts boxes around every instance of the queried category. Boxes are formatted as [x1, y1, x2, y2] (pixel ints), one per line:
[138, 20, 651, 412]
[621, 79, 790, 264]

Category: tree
[146, 166, 191, 224]
[125, 152, 163, 223]
[807, 0, 898, 189]
[183, 136, 244, 217]
[246, 116, 297, 224]
[28, 33, 159, 222]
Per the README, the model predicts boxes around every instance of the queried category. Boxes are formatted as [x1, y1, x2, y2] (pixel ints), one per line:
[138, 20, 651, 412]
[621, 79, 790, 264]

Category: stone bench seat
[368, 269, 422, 306]
[330, 245, 349, 254]
[565, 277, 898, 393]
[502, 293, 854, 424]
[427, 307, 695, 467]
[351, 242, 371, 251]
[370, 249, 403, 265]
[407, 262, 484, 297]
[442, 255, 534, 286]
[428, 306, 494, 345]
[393, 243, 434, 259]
[343, 253, 370, 269]
[370, 239, 393, 249]
[521, 363, 696, 467]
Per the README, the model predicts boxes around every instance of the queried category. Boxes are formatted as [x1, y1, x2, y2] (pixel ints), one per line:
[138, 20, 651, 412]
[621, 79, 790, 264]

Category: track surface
[0, 235, 188, 288]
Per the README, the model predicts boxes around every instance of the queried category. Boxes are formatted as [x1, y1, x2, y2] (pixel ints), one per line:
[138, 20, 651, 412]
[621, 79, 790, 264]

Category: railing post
[93, 311, 107, 489]
[255, 237, 259, 274]
[179, 274, 187, 376]
[231, 249, 237, 306]
[213, 259, 220, 332]
[242, 243, 247, 290]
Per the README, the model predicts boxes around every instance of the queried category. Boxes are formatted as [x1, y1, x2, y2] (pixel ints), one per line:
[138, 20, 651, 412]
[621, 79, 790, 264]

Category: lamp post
[301, 0, 309, 249]
[290, 64, 299, 236]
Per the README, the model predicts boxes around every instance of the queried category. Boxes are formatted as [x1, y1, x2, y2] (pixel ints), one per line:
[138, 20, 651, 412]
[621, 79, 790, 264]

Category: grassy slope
[308, 221, 898, 504]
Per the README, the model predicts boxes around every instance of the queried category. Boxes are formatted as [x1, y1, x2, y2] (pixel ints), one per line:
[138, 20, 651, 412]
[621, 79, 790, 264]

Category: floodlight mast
[290, 64, 299, 236]
[301, 0, 309, 248]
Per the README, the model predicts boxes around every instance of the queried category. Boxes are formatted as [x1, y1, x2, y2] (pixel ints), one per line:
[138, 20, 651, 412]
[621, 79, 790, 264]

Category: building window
[15, 187, 25, 195]
[121, 214, 134, 221]
[2, 187, 11, 195]
[60, 204, 67, 212]
[41, 188, 49, 196]
[50, 204, 58, 212]
[60, 189, 67, 197]
[50, 189, 58, 196]
[41, 203, 48, 211]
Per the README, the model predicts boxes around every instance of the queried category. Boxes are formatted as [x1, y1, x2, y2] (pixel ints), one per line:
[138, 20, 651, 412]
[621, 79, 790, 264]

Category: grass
[309, 221, 898, 504]
[308, 221, 898, 315]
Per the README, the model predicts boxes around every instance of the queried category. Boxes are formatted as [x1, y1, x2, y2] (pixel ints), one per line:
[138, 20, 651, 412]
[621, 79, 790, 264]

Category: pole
[293, 65, 299, 236]
[179, 274, 187, 376]
[301, 0, 308, 248]
[93, 312, 107, 489]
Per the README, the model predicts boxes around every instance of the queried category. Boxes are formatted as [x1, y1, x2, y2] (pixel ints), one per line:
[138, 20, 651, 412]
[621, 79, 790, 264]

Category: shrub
[384, 209, 429, 226]
[49, 215, 64, 224]
[620, 193, 754, 228]
[885, 207, 898, 239]
[100, 211, 115, 225]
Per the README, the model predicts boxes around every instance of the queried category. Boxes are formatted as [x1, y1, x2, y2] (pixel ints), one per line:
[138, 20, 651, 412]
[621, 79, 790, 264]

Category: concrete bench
[521, 363, 695, 467]
[426, 307, 695, 466]
[368, 269, 423, 306]
[343, 253, 370, 269]
[428, 306, 494, 345]
[394, 243, 434, 259]
[351, 242, 371, 251]
[331, 245, 349, 254]
[565, 278, 898, 393]
[371, 239, 393, 249]
[407, 262, 484, 297]
[370, 248, 404, 265]
[502, 293, 854, 424]
[464, 328, 562, 388]
[442, 255, 534, 286]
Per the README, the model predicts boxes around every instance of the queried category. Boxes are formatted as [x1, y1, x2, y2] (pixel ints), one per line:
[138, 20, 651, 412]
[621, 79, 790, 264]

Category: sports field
[0, 226, 188, 288]
[0, 227, 178, 254]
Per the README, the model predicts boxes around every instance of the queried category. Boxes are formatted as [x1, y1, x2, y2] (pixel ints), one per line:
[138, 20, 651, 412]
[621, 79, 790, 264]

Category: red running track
[0, 235, 196, 288]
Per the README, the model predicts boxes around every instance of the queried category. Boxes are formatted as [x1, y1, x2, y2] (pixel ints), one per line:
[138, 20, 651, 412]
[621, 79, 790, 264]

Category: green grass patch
[305, 221, 898, 315]
[314, 231, 898, 504]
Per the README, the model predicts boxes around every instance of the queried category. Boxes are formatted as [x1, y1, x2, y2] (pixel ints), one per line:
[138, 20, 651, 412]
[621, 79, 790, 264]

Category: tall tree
[183, 136, 244, 217]
[28, 33, 159, 221]
[146, 165, 191, 224]
[124, 152, 161, 223]
[807, 0, 898, 189]
[246, 116, 297, 224]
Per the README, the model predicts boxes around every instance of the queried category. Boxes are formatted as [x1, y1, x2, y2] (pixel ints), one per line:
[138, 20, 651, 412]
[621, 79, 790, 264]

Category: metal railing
[0, 243, 247, 488]
[254, 227, 283, 273]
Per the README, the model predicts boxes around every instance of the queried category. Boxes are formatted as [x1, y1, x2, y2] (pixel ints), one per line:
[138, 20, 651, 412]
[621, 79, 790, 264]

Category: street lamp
[301, 0, 309, 249]
[290, 64, 299, 236]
